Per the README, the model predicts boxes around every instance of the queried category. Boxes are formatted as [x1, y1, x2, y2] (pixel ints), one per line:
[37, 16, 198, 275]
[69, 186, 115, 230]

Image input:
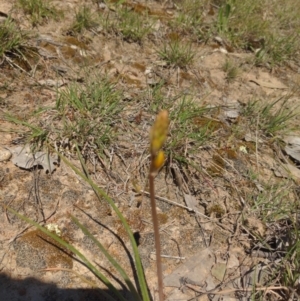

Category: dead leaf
[227, 254, 239, 269]
[253, 180, 264, 192]
[241, 262, 271, 294]
[245, 216, 266, 237]
[273, 168, 285, 178]
[0, 146, 12, 162]
[183, 193, 198, 212]
[164, 248, 215, 288]
[38, 79, 65, 87]
[222, 97, 240, 119]
[224, 109, 239, 119]
[284, 136, 300, 163]
[244, 133, 263, 143]
[282, 163, 300, 179]
[9, 145, 58, 173]
[274, 161, 300, 180]
[284, 136, 300, 145]
[211, 262, 226, 281]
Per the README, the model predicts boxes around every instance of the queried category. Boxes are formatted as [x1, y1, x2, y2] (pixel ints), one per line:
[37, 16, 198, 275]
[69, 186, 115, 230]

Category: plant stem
[149, 160, 164, 301]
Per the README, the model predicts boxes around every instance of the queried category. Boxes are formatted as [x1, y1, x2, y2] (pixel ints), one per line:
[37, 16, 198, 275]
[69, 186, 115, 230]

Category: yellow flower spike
[153, 150, 165, 171]
[150, 110, 169, 155]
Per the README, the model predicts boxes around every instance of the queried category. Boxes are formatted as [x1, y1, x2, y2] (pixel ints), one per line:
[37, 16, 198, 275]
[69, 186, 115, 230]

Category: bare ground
[1, 1, 300, 301]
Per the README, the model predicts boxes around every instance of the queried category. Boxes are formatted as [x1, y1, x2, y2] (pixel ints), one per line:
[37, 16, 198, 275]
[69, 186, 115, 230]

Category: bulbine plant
[5, 110, 169, 301]
[149, 110, 169, 301]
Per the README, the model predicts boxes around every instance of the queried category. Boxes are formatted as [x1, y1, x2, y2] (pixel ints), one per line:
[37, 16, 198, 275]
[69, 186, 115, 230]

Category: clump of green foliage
[0, 18, 27, 57]
[71, 6, 98, 33]
[18, 0, 62, 25]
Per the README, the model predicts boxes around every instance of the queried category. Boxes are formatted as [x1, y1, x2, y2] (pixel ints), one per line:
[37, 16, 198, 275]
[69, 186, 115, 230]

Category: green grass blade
[71, 215, 142, 301]
[5, 206, 126, 301]
[55, 150, 151, 301]
[5, 113, 42, 132]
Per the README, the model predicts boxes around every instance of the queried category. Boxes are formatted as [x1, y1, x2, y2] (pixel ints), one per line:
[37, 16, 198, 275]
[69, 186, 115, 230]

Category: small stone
[38, 79, 65, 87]
[224, 109, 239, 119]
[0, 147, 12, 162]
[98, 2, 107, 10]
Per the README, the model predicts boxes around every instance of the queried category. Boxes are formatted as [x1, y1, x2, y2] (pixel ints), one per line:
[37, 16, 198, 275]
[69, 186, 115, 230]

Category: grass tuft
[212, 0, 300, 65]
[71, 6, 98, 33]
[0, 18, 28, 57]
[5, 74, 123, 158]
[166, 96, 218, 164]
[158, 38, 195, 68]
[170, 0, 207, 40]
[54, 76, 123, 156]
[222, 59, 239, 82]
[18, 0, 62, 25]
[243, 95, 299, 137]
[117, 7, 153, 43]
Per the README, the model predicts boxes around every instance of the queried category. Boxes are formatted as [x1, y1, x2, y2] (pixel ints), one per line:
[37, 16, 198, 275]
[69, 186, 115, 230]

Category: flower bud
[150, 110, 169, 155]
[152, 150, 165, 171]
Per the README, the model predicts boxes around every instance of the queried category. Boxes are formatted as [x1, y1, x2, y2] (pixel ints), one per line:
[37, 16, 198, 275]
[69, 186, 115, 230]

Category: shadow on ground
[0, 273, 136, 301]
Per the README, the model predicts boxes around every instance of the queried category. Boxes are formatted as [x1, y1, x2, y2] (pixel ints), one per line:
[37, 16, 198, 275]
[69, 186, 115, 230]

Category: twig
[108, 147, 114, 170]
[185, 282, 289, 296]
[150, 252, 185, 260]
[195, 215, 209, 247]
[4, 54, 31, 76]
[4, 195, 16, 224]
[256, 114, 259, 172]
[33, 168, 46, 223]
[139, 190, 215, 222]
